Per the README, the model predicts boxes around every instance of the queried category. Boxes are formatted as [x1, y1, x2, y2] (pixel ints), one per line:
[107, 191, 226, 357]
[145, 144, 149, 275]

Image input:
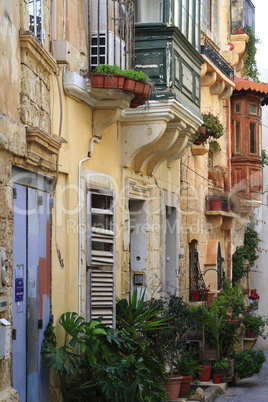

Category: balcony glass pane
[235, 121, 241, 154]
[249, 122, 257, 153]
[201, 0, 211, 31]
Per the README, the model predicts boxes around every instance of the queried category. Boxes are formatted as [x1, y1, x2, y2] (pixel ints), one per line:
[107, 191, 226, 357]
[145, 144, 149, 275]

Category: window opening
[28, 0, 43, 42]
[189, 242, 208, 302]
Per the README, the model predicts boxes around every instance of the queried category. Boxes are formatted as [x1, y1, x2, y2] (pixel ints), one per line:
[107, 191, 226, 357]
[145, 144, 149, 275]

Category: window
[133, 0, 163, 22]
[201, 0, 211, 31]
[181, 0, 200, 50]
[249, 122, 257, 153]
[235, 121, 241, 154]
[235, 103, 241, 113]
[28, 0, 43, 42]
[86, 188, 115, 326]
[249, 104, 258, 115]
[91, 34, 106, 66]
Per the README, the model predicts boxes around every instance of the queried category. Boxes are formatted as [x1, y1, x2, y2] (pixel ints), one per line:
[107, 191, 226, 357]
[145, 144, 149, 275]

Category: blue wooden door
[12, 184, 27, 402]
[12, 184, 51, 401]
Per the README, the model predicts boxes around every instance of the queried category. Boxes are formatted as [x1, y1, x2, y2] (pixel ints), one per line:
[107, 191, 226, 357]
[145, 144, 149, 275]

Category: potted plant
[234, 349, 266, 380]
[212, 361, 229, 383]
[194, 113, 224, 149]
[242, 314, 268, 339]
[198, 364, 212, 382]
[89, 64, 152, 108]
[144, 297, 205, 400]
[174, 348, 201, 397]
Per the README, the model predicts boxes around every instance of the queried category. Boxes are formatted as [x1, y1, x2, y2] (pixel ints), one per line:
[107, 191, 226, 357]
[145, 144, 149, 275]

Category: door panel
[12, 184, 50, 402]
[12, 184, 27, 402]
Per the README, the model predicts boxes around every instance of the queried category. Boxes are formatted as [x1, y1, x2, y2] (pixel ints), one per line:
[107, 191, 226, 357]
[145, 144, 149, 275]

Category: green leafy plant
[195, 113, 224, 150]
[42, 307, 168, 401]
[209, 139, 221, 152]
[94, 64, 150, 83]
[204, 305, 239, 360]
[174, 348, 201, 377]
[116, 288, 166, 335]
[234, 349, 266, 379]
[244, 26, 260, 82]
[202, 113, 224, 139]
[212, 279, 246, 319]
[143, 297, 205, 377]
[212, 361, 229, 370]
[242, 315, 268, 338]
[261, 149, 268, 169]
[232, 217, 261, 283]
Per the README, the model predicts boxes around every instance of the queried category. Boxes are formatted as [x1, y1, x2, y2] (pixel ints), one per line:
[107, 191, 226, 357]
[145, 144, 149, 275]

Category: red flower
[249, 293, 259, 300]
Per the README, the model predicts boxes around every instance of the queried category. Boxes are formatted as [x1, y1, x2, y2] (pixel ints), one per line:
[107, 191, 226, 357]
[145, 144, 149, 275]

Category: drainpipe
[78, 136, 101, 316]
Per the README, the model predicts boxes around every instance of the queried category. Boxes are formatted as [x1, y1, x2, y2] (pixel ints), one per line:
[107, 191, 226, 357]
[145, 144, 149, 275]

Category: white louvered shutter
[86, 188, 116, 327]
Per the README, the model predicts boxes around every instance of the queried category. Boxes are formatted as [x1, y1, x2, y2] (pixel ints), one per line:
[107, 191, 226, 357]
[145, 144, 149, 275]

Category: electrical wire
[181, 162, 268, 207]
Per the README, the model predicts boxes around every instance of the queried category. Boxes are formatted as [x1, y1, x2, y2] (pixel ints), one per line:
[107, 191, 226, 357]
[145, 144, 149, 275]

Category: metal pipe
[78, 136, 101, 316]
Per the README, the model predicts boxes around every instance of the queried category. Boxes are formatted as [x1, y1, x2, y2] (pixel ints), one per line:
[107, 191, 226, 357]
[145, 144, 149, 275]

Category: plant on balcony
[244, 26, 260, 82]
[242, 314, 268, 339]
[194, 113, 224, 150]
[90, 64, 152, 108]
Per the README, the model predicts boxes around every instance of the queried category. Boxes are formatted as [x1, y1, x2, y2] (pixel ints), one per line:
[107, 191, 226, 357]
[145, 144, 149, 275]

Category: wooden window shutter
[86, 188, 116, 327]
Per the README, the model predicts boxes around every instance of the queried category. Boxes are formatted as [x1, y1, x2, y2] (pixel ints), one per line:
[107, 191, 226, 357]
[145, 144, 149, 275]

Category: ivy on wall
[232, 217, 261, 283]
[244, 26, 260, 82]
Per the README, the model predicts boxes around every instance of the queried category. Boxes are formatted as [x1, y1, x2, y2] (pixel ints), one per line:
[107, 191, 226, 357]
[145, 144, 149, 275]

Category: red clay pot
[209, 199, 222, 210]
[179, 375, 192, 397]
[164, 376, 183, 400]
[198, 365, 211, 381]
[213, 374, 222, 384]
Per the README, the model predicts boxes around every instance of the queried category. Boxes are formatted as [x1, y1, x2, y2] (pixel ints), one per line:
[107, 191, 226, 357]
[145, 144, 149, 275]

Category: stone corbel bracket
[230, 33, 249, 74]
[26, 126, 61, 172]
[120, 100, 202, 174]
[201, 55, 235, 100]
[64, 71, 133, 138]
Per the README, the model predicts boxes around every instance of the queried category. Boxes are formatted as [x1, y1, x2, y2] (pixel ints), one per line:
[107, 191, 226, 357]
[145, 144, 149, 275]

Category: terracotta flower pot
[213, 374, 222, 384]
[164, 376, 183, 400]
[198, 365, 211, 381]
[123, 78, 137, 92]
[90, 73, 125, 89]
[209, 199, 222, 210]
[179, 375, 192, 397]
[245, 331, 255, 338]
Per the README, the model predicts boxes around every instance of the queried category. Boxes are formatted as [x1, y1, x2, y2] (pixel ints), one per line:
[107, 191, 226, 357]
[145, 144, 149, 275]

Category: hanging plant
[194, 113, 224, 150]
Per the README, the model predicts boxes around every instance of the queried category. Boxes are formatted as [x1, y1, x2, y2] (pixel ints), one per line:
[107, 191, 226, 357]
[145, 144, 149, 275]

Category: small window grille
[91, 34, 107, 67]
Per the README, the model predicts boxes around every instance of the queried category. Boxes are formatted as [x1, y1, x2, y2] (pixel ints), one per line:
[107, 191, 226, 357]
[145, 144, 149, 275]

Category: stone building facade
[0, 0, 266, 400]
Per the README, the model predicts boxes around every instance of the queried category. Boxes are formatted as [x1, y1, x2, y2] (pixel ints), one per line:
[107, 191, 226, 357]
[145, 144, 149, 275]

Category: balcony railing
[89, 0, 135, 70]
[201, 39, 234, 81]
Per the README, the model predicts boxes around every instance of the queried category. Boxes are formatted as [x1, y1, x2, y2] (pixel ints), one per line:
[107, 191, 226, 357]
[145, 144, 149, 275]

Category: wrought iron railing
[201, 39, 234, 81]
[89, 0, 135, 70]
[244, 0, 255, 31]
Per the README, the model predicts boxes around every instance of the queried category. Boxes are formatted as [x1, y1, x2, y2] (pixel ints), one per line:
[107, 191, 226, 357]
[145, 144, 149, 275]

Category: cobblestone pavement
[215, 351, 268, 401]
